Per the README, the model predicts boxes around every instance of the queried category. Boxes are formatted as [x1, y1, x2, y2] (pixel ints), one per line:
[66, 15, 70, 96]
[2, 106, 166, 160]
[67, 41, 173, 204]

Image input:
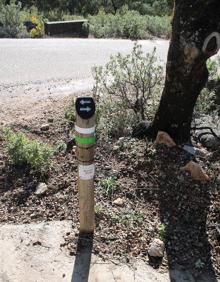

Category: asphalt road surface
[0, 38, 169, 124]
[0, 38, 169, 85]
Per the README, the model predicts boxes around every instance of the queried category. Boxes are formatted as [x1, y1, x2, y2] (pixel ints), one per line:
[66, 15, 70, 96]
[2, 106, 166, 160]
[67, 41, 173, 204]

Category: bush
[195, 88, 215, 114]
[99, 177, 118, 199]
[3, 128, 54, 171]
[88, 7, 171, 39]
[146, 15, 171, 38]
[207, 58, 220, 82]
[43, 9, 85, 22]
[29, 15, 44, 38]
[93, 43, 163, 137]
[89, 8, 147, 39]
[0, 1, 25, 38]
[195, 58, 220, 114]
[64, 98, 76, 125]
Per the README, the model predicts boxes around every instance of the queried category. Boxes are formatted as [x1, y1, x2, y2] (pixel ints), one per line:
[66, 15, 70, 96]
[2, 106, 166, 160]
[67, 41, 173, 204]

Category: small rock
[155, 131, 176, 147]
[30, 213, 37, 219]
[118, 137, 125, 143]
[40, 124, 50, 131]
[48, 118, 54, 123]
[112, 169, 120, 178]
[182, 144, 196, 155]
[113, 145, 120, 151]
[113, 198, 124, 207]
[148, 238, 165, 257]
[35, 183, 48, 195]
[181, 161, 210, 182]
[193, 114, 220, 149]
[33, 241, 42, 246]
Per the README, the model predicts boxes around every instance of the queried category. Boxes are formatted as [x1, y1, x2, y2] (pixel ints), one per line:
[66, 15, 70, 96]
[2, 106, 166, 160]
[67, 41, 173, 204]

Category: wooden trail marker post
[75, 97, 96, 233]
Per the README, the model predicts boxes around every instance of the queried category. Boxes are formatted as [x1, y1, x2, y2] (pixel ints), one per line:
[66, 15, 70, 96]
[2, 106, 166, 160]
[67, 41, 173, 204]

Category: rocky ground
[0, 91, 220, 281]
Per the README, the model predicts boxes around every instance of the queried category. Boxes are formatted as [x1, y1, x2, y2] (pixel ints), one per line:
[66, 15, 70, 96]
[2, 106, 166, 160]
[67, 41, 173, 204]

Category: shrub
[93, 43, 163, 137]
[0, 1, 25, 38]
[43, 8, 65, 21]
[95, 204, 105, 218]
[195, 58, 220, 114]
[88, 7, 171, 39]
[195, 88, 215, 114]
[29, 15, 44, 38]
[146, 15, 171, 38]
[64, 98, 76, 125]
[99, 177, 118, 199]
[3, 128, 54, 171]
[96, 99, 137, 138]
[207, 58, 220, 82]
[158, 223, 167, 241]
[89, 8, 148, 40]
[113, 209, 144, 228]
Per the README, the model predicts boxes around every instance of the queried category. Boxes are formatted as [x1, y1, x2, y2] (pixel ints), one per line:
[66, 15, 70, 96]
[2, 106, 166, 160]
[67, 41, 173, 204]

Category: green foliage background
[2, 0, 174, 16]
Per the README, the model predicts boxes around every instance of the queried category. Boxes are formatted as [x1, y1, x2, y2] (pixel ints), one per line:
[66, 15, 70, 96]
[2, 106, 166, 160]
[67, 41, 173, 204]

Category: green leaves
[93, 43, 163, 138]
[0, 1, 24, 38]
[3, 128, 54, 171]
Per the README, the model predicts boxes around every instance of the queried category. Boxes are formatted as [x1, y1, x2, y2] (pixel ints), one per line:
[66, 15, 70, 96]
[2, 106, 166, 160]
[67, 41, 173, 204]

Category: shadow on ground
[152, 146, 218, 281]
[71, 233, 93, 282]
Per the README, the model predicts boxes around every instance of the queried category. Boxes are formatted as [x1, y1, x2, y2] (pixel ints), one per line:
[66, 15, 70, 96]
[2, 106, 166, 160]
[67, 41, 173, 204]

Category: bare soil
[0, 92, 220, 280]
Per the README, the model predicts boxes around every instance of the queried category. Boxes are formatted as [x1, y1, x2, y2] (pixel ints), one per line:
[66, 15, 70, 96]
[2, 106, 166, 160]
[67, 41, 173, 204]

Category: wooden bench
[44, 20, 89, 37]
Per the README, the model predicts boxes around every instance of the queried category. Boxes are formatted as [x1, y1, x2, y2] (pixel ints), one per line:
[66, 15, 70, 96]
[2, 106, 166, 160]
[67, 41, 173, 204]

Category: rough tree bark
[136, 0, 220, 144]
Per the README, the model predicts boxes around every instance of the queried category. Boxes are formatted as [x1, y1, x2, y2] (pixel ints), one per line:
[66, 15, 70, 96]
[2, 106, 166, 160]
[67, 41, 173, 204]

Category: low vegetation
[99, 176, 119, 199]
[195, 57, 220, 115]
[93, 43, 164, 137]
[0, 0, 172, 39]
[89, 7, 171, 39]
[0, 1, 25, 38]
[3, 128, 53, 171]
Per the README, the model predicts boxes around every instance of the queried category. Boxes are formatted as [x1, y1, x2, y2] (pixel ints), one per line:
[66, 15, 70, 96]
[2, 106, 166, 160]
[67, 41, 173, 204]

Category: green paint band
[75, 135, 96, 145]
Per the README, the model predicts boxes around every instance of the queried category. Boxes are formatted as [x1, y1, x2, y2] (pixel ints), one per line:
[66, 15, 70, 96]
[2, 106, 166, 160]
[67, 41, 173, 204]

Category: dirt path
[0, 221, 216, 282]
[0, 78, 92, 125]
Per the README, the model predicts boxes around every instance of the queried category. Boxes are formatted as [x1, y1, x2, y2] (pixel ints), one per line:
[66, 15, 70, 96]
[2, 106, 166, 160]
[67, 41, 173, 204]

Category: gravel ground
[0, 106, 219, 280]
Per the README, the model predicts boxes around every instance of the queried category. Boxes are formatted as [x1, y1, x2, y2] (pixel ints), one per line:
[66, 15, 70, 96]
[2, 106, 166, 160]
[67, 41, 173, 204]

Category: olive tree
[136, 0, 220, 143]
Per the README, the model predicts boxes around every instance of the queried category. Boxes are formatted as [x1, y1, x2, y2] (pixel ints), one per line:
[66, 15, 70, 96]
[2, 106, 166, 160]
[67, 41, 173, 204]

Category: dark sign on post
[75, 97, 95, 120]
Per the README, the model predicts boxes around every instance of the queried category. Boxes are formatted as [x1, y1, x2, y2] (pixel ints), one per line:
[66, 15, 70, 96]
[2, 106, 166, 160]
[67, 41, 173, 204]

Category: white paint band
[79, 164, 95, 180]
[75, 125, 96, 135]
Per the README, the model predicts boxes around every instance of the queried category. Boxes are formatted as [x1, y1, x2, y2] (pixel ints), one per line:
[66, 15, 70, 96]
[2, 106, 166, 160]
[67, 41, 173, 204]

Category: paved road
[0, 38, 169, 85]
[0, 38, 169, 124]
[1, 221, 216, 282]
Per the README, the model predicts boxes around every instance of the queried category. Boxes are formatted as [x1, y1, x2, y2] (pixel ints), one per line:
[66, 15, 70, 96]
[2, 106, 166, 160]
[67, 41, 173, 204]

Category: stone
[47, 118, 54, 123]
[113, 198, 124, 207]
[118, 137, 125, 143]
[155, 131, 176, 147]
[181, 161, 210, 182]
[193, 114, 220, 149]
[113, 145, 120, 151]
[182, 144, 196, 155]
[35, 183, 48, 196]
[40, 124, 50, 131]
[148, 238, 165, 258]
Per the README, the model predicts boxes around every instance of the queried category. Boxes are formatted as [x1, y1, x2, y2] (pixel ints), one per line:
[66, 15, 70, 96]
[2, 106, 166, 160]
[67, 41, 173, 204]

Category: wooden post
[75, 97, 96, 233]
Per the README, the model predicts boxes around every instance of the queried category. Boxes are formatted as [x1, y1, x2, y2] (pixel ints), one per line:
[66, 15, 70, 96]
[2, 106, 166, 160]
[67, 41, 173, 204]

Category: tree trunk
[143, 0, 220, 143]
[110, 0, 118, 14]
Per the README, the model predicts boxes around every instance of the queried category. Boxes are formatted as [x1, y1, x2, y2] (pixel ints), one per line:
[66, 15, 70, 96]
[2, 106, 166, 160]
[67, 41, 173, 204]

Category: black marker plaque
[75, 97, 95, 119]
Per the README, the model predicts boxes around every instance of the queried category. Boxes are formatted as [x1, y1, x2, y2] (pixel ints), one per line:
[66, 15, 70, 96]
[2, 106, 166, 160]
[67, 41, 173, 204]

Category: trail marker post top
[75, 97, 95, 120]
